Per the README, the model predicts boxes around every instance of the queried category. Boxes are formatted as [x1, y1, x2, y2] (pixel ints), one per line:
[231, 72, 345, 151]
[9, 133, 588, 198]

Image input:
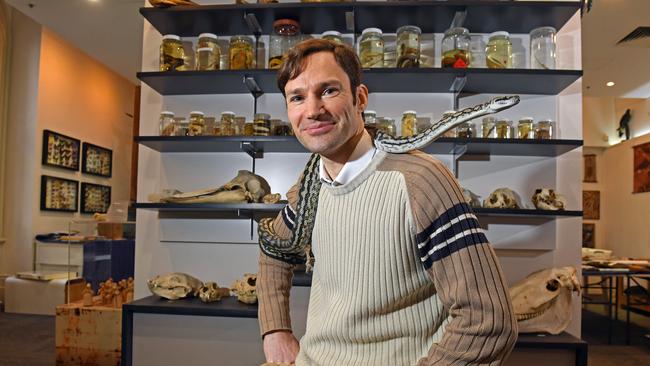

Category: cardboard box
[97, 223, 123, 240]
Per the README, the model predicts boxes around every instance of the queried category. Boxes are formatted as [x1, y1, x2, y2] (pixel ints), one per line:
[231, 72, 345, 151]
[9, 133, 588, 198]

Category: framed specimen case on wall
[82, 143, 113, 178]
[42, 130, 80, 171]
[80, 182, 111, 214]
[40, 175, 79, 212]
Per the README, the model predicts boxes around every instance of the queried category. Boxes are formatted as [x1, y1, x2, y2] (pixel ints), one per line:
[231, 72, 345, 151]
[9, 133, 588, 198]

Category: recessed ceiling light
[606, 81, 615, 87]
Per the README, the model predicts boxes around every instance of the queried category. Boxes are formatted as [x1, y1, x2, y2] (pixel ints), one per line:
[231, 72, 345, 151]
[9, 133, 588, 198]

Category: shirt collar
[319, 145, 377, 186]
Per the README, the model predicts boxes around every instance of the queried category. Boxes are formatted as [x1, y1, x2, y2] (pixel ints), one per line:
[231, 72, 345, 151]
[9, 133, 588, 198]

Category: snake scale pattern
[259, 95, 520, 268]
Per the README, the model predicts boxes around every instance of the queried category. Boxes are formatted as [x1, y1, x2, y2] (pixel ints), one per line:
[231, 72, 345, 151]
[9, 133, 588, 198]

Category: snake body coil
[259, 95, 520, 267]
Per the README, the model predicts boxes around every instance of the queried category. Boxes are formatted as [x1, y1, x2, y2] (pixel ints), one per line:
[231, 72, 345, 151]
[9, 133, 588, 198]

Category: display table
[4, 276, 84, 315]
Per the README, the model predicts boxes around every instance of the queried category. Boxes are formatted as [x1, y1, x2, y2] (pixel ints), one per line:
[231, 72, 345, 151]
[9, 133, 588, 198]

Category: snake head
[488, 95, 520, 112]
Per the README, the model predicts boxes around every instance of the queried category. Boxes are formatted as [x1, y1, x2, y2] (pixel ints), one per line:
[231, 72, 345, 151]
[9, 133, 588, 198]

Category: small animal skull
[222, 170, 272, 203]
[231, 273, 258, 304]
[509, 266, 581, 334]
[531, 188, 567, 210]
[147, 272, 203, 300]
[483, 188, 519, 209]
[198, 282, 231, 303]
[462, 188, 482, 208]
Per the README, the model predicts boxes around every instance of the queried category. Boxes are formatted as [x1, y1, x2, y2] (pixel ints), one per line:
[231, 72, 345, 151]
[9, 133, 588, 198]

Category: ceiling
[6, 0, 650, 98]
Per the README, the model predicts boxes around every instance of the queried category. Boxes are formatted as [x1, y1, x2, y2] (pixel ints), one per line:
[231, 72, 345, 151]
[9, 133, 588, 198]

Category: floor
[0, 306, 648, 365]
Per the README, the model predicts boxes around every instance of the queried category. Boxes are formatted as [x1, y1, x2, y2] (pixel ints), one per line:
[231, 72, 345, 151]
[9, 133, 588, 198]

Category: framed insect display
[42, 130, 80, 171]
[80, 182, 112, 214]
[40, 175, 79, 212]
[82, 143, 113, 178]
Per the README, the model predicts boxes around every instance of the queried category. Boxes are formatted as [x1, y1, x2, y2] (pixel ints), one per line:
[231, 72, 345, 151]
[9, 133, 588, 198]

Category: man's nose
[305, 95, 325, 119]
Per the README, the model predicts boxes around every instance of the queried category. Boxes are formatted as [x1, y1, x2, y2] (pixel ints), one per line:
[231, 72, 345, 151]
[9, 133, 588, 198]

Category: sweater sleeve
[404, 155, 517, 365]
[257, 180, 300, 337]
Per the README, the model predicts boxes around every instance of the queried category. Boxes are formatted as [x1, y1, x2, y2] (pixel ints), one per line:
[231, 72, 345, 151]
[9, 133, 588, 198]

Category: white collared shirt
[319, 146, 377, 186]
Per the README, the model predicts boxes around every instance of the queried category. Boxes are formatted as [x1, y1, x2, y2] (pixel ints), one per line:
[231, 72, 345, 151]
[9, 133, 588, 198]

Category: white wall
[1, 9, 135, 275]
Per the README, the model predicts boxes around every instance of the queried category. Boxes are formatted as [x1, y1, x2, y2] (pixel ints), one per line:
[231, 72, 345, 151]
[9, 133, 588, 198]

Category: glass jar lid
[444, 27, 469, 37]
[403, 110, 417, 116]
[221, 111, 235, 116]
[497, 118, 512, 124]
[161, 111, 175, 116]
[197, 47, 212, 53]
[162, 34, 180, 41]
[365, 110, 376, 116]
[190, 111, 205, 116]
[273, 19, 300, 35]
[199, 33, 218, 40]
[488, 31, 510, 40]
[254, 113, 271, 120]
[482, 116, 497, 122]
[322, 30, 342, 37]
[362, 27, 383, 36]
[518, 117, 534, 122]
[397, 25, 422, 35]
[230, 35, 253, 44]
[530, 26, 557, 37]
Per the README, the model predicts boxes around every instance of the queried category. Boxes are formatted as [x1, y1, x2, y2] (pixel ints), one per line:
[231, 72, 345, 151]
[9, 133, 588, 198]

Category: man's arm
[404, 156, 517, 365]
[257, 180, 302, 363]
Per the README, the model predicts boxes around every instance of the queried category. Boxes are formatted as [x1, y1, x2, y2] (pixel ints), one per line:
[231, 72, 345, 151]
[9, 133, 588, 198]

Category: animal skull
[483, 188, 519, 209]
[509, 266, 581, 334]
[532, 188, 567, 210]
[222, 170, 272, 203]
[462, 188, 482, 208]
[198, 282, 231, 303]
[147, 272, 203, 300]
[231, 273, 258, 304]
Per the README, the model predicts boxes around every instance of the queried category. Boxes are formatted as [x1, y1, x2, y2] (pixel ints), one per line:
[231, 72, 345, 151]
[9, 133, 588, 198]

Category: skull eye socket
[546, 279, 560, 292]
[247, 277, 256, 286]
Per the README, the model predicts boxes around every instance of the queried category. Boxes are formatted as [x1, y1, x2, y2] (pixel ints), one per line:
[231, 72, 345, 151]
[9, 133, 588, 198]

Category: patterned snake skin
[259, 95, 520, 268]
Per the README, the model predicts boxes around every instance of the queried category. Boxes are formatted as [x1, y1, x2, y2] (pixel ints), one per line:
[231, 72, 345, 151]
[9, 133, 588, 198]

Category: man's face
[284, 52, 367, 157]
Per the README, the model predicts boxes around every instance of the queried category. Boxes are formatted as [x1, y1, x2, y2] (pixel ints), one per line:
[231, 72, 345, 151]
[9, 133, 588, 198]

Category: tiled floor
[0, 306, 648, 365]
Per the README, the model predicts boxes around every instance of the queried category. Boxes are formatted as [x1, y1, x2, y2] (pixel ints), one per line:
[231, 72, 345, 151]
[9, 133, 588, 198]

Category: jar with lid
[401, 111, 418, 137]
[535, 119, 555, 139]
[530, 26, 556, 70]
[377, 117, 396, 137]
[196, 33, 220, 70]
[159, 111, 176, 136]
[220, 111, 236, 136]
[441, 27, 471, 68]
[364, 110, 378, 136]
[322, 30, 344, 44]
[359, 28, 384, 68]
[243, 120, 255, 136]
[234, 116, 246, 135]
[160, 34, 186, 71]
[273, 120, 292, 136]
[204, 117, 216, 136]
[486, 31, 513, 69]
[229, 35, 254, 70]
[495, 119, 513, 138]
[188, 111, 205, 136]
[441, 111, 457, 137]
[481, 116, 497, 138]
[456, 122, 476, 138]
[254, 113, 271, 136]
[176, 118, 189, 136]
[269, 19, 301, 69]
[396, 25, 421, 68]
[517, 117, 535, 139]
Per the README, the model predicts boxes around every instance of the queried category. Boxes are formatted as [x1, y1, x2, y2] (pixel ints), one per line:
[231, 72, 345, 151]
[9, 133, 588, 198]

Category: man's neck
[321, 129, 374, 181]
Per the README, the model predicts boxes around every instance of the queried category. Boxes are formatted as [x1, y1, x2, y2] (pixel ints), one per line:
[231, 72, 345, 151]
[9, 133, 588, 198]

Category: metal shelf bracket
[450, 9, 467, 29]
[243, 75, 264, 115]
[241, 141, 264, 160]
[451, 143, 468, 178]
[450, 76, 467, 110]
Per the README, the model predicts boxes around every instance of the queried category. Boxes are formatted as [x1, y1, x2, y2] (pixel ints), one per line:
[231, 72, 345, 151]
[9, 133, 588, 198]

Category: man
[258, 39, 517, 366]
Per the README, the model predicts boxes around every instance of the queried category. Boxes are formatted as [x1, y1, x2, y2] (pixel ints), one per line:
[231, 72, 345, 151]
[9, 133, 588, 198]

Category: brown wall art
[582, 223, 595, 248]
[633, 141, 650, 193]
[583, 190, 600, 220]
[583, 154, 597, 183]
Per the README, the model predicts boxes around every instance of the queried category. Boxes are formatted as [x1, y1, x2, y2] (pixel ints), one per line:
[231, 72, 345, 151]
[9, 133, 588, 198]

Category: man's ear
[356, 84, 369, 111]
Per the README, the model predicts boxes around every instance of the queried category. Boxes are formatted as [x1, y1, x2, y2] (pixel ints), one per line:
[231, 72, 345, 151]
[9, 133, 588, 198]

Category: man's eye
[323, 87, 339, 96]
[289, 95, 303, 103]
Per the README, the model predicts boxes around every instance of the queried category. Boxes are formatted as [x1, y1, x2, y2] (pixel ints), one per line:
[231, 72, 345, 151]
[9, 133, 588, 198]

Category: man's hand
[263, 330, 300, 364]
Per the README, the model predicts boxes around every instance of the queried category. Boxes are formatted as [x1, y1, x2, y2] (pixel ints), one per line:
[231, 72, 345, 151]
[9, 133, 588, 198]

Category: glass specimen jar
[359, 28, 384, 68]
[485, 31, 513, 69]
[229, 35, 254, 70]
[269, 19, 301, 69]
[234, 116, 246, 135]
[456, 122, 476, 138]
[159, 111, 176, 136]
[322, 30, 344, 44]
[176, 118, 189, 136]
[401, 110, 418, 137]
[219, 111, 236, 136]
[441, 27, 471, 68]
[254, 113, 271, 136]
[196, 33, 220, 70]
[495, 119, 513, 138]
[273, 120, 292, 136]
[396, 25, 421, 68]
[441, 111, 457, 138]
[377, 117, 396, 136]
[204, 117, 216, 136]
[160, 34, 185, 71]
[535, 119, 555, 139]
[481, 117, 498, 138]
[530, 26, 557, 70]
[243, 120, 255, 136]
[517, 117, 535, 139]
[188, 111, 205, 136]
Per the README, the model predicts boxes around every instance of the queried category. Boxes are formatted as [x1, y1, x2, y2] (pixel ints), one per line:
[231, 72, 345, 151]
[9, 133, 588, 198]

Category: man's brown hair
[277, 38, 362, 104]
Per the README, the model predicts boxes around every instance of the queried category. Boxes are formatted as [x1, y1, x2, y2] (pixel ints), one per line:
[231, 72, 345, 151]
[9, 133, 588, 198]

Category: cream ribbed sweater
[258, 150, 517, 365]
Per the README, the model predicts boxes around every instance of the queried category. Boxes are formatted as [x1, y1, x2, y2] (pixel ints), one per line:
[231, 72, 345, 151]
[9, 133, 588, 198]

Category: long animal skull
[147, 272, 204, 300]
[483, 188, 519, 209]
[462, 188, 482, 208]
[532, 188, 567, 210]
[510, 266, 581, 334]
